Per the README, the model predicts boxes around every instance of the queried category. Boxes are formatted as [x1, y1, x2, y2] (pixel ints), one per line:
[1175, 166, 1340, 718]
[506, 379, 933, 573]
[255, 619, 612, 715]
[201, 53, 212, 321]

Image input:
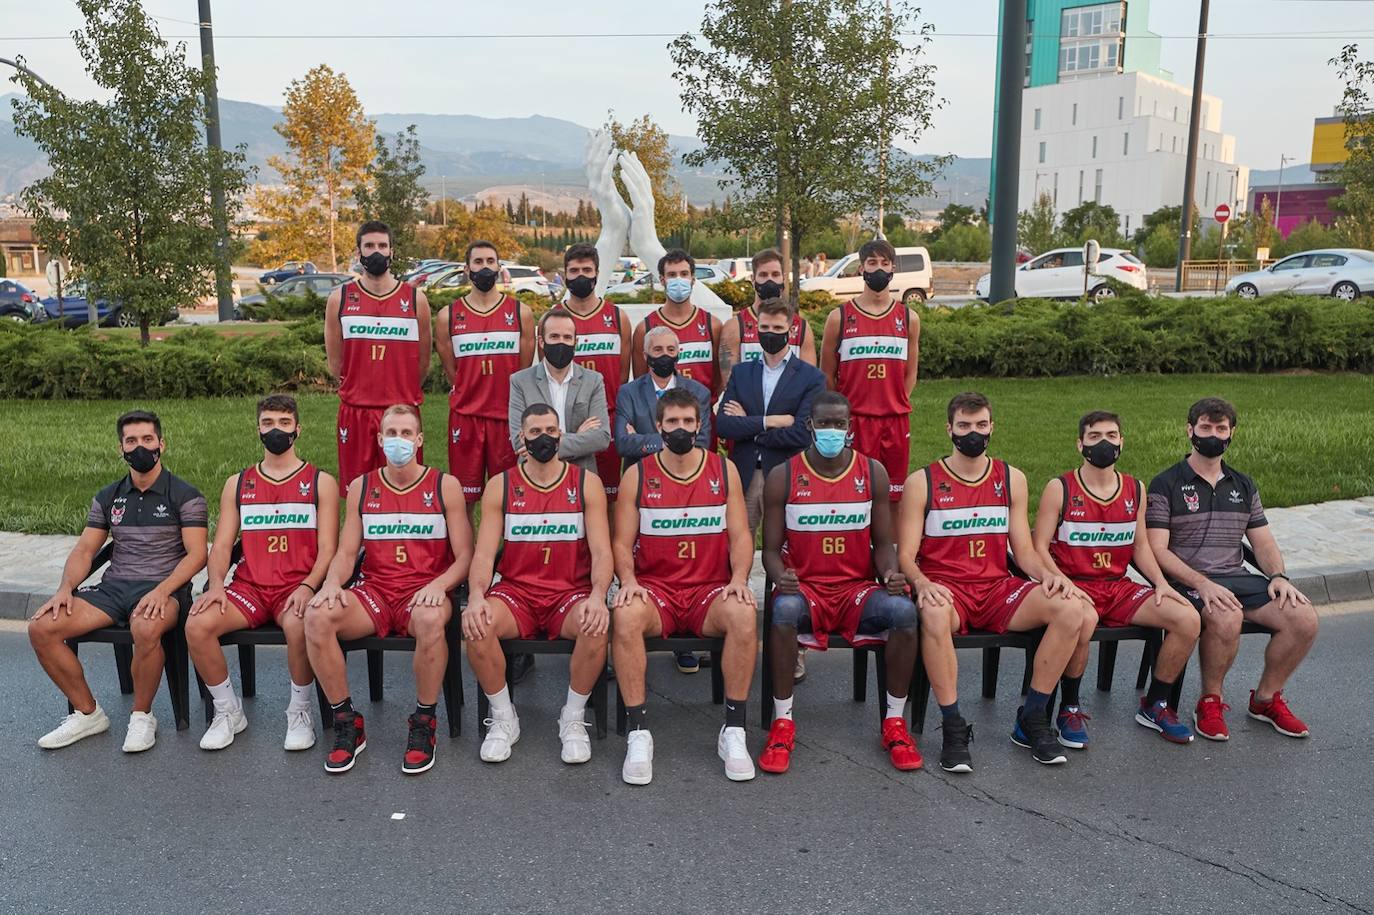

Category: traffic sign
[1214, 204, 1231, 224]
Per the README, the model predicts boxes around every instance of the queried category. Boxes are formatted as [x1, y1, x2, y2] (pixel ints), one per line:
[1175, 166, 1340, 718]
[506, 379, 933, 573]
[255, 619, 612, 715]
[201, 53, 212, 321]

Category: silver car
[1225, 248, 1374, 301]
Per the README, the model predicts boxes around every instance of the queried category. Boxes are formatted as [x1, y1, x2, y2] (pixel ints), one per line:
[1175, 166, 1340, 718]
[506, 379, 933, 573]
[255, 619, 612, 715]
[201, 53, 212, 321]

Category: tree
[1059, 201, 1124, 246]
[255, 65, 374, 271]
[1017, 192, 1059, 255]
[9, 0, 248, 345]
[605, 112, 685, 238]
[929, 223, 991, 262]
[355, 125, 427, 272]
[672, 0, 943, 303]
[1327, 45, 1374, 249]
[931, 203, 977, 240]
[434, 203, 523, 264]
[1133, 205, 1182, 246]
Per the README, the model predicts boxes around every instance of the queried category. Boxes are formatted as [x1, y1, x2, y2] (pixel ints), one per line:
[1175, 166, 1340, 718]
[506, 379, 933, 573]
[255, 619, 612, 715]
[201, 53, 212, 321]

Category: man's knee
[872, 592, 917, 633]
[613, 602, 653, 642]
[1167, 605, 1201, 641]
[919, 603, 952, 636]
[408, 605, 447, 642]
[279, 611, 306, 641]
[1077, 601, 1098, 640]
[129, 616, 168, 646]
[771, 593, 807, 630]
[1283, 605, 1320, 643]
[1202, 607, 1243, 641]
[719, 596, 757, 639]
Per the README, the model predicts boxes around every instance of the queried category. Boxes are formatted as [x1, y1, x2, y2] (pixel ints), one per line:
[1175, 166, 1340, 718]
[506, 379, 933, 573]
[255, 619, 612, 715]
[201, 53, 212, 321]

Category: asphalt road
[1, 609, 1371, 915]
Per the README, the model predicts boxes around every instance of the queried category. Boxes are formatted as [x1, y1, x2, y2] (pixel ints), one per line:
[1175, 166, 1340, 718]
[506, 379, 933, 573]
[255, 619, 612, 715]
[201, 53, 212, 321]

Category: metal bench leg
[1096, 641, 1119, 692]
[982, 646, 1001, 699]
[366, 649, 385, 702]
[852, 649, 868, 702]
[710, 650, 724, 705]
[114, 642, 135, 695]
[442, 655, 461, 739]
[196, 669, 213, 726]
[317, 681, 332, 728]
[1169, 659, 1187, 711]
[238, 644, 257, 698]
[1020, 645, 1035, 696]
[1136, 632, 1159, 690]
[163, 627, 190, 732]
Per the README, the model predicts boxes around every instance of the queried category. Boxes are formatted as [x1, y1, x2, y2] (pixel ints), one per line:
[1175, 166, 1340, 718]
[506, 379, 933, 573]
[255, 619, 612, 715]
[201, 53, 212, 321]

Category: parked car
[717, 257, 753, 281]
[233, 273, 353, 320]
[604, 263, 729, 297]
[974, 246, 1147, 302]
[403, 260, 455, 285]
[259, 261, 318, 285]
[801, 246, 934, 305]
[423, 264, 467, 290]
[0, 279, 46, 322]
[1225, 248, 1374, 300]
[503, 264, 552, 298]
[40, 279, 178, 327]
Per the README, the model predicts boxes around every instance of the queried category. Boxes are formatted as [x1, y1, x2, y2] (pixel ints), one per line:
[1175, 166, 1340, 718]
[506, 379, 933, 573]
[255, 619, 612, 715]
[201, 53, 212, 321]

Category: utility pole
[989, 0, 1027, 304]
[1174, 0, 1210, 292]
[198, 0, 235, 322]
[441, 175, 447, 226]
[777, 0, 795, 302]
[1273, 153, 1293, 230]
[875, 0, 891, 240]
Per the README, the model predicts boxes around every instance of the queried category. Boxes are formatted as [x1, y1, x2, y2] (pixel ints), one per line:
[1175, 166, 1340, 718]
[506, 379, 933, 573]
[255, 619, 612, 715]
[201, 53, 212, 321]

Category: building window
[1094, 168, 1103, 203]
[1118, 96, 1124, 120]
[1123, 131, 1130, 155]
[1057, 2, 1123, 79]
[1072, 103, 1078, 126]
[1172, 135, 1177, 153]
[1039, 141, 1046, 164]
[1091, 136, 1098, 159]
[1153, 100, 1158, 116]
[1078, 170, 1085, 204]
[1053, 172, 1059, 207]
[1034, 108, 1042, 130]
[1173, 105, 1179, 122]
[1205, 172, 1212, 206]
[1125, 214, 1131, 234]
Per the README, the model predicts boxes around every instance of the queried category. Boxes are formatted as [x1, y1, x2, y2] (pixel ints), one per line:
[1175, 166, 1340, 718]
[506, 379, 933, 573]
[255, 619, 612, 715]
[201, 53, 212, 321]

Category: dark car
[40, 280, 178, 328]
[0, 279, 46, 323]
[233, 272, 352, 320]
[259, 261, 318, 285]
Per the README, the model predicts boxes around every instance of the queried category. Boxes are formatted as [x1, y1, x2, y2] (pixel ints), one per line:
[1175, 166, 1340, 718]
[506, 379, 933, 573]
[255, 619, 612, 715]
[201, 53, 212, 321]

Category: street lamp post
[989, 0, 1028, 304]
[197, 0, 236, 323]
[1273, 153, 1293, 233]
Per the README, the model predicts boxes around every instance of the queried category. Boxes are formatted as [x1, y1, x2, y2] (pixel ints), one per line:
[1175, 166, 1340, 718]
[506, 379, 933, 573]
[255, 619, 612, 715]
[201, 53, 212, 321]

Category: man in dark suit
[615, 326, 713, 465]
[717, 298, 826, 536]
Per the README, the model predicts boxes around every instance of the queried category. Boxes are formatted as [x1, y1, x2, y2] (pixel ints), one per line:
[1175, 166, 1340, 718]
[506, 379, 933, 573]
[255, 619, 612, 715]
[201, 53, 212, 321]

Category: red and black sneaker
[1247, 690, 1310, 738]
[758, 718, 796, 774]
[402, 713, 439, 774]
[325, 710, 366, 774]
[881, 716, 923, 771]
[1194, 694, 1231, 742]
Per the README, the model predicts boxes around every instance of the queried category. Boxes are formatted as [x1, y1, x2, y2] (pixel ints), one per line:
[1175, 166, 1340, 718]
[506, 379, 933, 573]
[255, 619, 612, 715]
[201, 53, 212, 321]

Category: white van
[800, 246, 933, 305]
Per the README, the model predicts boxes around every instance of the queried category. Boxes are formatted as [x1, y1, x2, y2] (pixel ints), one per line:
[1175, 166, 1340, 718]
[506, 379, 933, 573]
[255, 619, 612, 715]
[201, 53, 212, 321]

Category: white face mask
[382, 436, 415, 466]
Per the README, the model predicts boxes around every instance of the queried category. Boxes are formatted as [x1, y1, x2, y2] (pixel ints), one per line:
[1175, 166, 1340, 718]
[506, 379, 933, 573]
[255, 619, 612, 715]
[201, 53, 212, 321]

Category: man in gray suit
[614, 326, 713, 465]
[508, 308, 612, 474]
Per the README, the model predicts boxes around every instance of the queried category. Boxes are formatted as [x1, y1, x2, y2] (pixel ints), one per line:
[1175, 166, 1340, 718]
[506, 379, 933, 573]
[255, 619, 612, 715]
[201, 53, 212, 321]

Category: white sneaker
[622, 729, 654, 785]
[199, 699, 247, 751]
[717, 725, 756, 782]
[558, 708, 592, 764]
[283, 705, 316, 751]
[794, 649, 807, 683]
[122, 711, 158, 753]
[38, 705, 110, 749]
[479, 714, 520, 763]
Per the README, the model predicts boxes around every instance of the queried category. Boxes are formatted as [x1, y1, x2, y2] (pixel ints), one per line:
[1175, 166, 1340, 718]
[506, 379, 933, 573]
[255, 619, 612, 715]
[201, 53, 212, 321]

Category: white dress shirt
[760, 351, 791, 411]
[545, 363, 571, 431]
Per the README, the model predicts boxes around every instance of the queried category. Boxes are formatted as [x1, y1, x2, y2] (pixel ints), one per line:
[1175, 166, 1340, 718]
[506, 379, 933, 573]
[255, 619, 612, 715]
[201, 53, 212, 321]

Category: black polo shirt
[1146, 456, 1267, 577]
[87, 468, 208, 582]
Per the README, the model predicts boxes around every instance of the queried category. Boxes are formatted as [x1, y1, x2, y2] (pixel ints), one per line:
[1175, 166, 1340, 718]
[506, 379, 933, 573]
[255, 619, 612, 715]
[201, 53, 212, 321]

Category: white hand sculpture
[584, 131, 630, 295]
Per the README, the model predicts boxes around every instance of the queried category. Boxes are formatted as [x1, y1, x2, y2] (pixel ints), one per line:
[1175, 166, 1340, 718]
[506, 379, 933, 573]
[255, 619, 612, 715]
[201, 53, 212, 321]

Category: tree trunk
[328, 181, 337, 272]
[139, 314, 150, 348]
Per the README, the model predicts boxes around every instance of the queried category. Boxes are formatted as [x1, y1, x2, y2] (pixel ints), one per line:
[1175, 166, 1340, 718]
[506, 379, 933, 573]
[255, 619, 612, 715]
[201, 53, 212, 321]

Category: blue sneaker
[1135, 699, 1194, 744]
[1055, 706, 1091, 749]
[675, 652, 700, 674]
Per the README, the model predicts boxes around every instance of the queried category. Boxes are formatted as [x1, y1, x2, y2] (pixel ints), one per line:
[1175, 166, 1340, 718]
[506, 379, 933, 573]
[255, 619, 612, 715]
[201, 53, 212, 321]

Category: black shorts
[1177, 573, 1273, 613]
[75, 578, 186, 626]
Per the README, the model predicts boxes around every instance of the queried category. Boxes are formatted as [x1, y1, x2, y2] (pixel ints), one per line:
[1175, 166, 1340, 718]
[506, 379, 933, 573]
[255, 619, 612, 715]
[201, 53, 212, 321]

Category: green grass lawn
[3, 373, 1372, 535]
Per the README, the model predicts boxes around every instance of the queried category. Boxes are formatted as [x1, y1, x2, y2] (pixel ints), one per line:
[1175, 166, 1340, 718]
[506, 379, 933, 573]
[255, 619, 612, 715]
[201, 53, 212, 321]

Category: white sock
[885, 691, 907, 720]
[289, 680, 314, 709]
[207, 678, 238, 706]
[486, 686, 515, 718]
[564, 687, 590, 716]
[774, 694, 794, 721]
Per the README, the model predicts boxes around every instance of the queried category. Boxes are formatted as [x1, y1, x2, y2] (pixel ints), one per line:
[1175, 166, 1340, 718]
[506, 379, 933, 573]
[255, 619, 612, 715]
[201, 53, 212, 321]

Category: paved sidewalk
[2, 497, 1372, 619]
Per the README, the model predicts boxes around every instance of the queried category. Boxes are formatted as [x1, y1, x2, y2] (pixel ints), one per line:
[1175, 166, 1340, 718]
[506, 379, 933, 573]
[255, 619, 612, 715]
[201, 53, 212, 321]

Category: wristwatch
[1270, 573, 1290, 582]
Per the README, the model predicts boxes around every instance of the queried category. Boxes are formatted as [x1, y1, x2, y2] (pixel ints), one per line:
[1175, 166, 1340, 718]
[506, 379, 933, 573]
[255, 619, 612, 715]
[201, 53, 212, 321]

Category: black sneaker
[1012, 706, 1067, 765]
[325, 711, 366, 774]
[938, 715, 974, 773]
[402, 713, 438, 775]
[510, 653, 536, 685]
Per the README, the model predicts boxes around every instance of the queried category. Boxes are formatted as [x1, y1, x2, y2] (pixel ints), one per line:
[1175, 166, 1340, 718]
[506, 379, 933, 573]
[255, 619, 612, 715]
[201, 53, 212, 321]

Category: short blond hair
[381, 403, 422, 432]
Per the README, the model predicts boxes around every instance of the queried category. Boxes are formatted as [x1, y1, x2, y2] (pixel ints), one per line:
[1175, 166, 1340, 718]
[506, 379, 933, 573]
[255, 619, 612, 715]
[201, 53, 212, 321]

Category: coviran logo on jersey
[785, 503, 871, 532]
[1059, 521, 1135, 544]
[347, 323, 411, 337]
[505, 511, 584, 542]
[838, 335, 908, 361]
[640, 505, 725, 534]
[238, 505, 318, 529]
[677, 343, 713, 363]
[341, 316, 419, 341]
[367, 522, 435, 536]
[924, 506, 1010, 536]
[243, 512, 312, 526]
[575, 334, 619, 354]
[362, 512, 448, 539]
[456, 338, 518, 355]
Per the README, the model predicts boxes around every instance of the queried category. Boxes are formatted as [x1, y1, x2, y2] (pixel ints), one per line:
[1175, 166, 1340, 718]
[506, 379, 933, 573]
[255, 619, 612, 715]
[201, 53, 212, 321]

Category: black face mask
[862, 269, 893, 292]
[1191, 433, 1230, 459]
[566, 275, 596, 299]
[754, 279, 783, 300]
[470, 267, 499, 292]
[647, 354, 678, 379]
[662, 428, 696, 455]
[123, 445, 160, 474]
[758, 331, 789, 355]
[525, 433, 560, 463]
[260, 428, 297, 456]
[951, 430, 989, 458]
[1081, 440, 1121, 469]
[359, 251, 391, 277]
[544, 342, 575, 370]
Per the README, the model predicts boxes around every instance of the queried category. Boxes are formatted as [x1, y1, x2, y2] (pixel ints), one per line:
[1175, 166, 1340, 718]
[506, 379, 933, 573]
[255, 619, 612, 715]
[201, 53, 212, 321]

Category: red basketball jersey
[738, 305, 805, 363]
[358, 467, 454, 595]
[634, 451, 730, 589]
[918, 458, 1012, 582]
[497, 462, 592, 591]
[448, 294, 523, 418]
[1050, 470, 1140, 580]
[337, 280, 424, 407]
[645, 305, 715, 392]
[834, 299, 910, 416]
[233, 462, 320, 590]
[569, 298, 624, 412]
[780, 452, 876, 585]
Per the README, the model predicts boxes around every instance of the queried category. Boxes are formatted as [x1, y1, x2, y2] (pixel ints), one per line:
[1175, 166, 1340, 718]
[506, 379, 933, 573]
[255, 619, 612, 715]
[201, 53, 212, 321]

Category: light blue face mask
[813, 428, 849, 459]
[382, 435, 416, 467]
[665, 277, 693, 302]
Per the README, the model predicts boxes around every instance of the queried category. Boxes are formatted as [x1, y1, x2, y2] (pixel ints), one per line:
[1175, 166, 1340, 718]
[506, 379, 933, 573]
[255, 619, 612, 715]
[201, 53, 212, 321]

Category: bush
[238, 290, 326, 322]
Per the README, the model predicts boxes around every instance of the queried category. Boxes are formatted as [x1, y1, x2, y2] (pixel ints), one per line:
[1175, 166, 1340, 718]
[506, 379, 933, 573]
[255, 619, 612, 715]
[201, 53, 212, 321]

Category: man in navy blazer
[614, 325, 713, 466]
[717, 298, 826, 535]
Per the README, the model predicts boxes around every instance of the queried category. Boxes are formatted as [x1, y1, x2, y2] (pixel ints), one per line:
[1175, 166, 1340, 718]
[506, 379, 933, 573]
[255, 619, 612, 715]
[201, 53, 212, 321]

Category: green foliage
[709, 279, 755, 310]
[1272, 219, 1345, 258]
[237, 291, 325, 322]
[354, 125, 428, 273]
[1018, 193, 1060, 256]
[1327, 45, 1374, 249]
[928, 223, 991, 262]
[1059, 201, 1125, 247]
[929, 204, 977, 240]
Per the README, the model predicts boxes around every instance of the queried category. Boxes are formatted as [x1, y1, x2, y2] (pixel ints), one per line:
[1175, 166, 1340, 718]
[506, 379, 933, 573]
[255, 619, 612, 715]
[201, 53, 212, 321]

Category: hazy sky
[3, 0, 1373, 171]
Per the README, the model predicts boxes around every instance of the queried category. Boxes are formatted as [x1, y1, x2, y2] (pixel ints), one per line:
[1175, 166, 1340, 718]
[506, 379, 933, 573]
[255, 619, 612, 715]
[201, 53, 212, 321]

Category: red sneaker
[1248, 690, 1310, 738]
[326, 711, 367, 773]
[882, 716, 923, 771]
[758, 718, 796, 774]
[1193, 694, 1230, 741]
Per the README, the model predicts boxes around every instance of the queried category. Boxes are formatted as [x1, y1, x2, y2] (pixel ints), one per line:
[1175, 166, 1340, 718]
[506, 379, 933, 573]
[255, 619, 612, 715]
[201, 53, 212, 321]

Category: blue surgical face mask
[382, 435, 416, 467]
[813, 428, 849, 459]
[665, 277, 693, 302]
